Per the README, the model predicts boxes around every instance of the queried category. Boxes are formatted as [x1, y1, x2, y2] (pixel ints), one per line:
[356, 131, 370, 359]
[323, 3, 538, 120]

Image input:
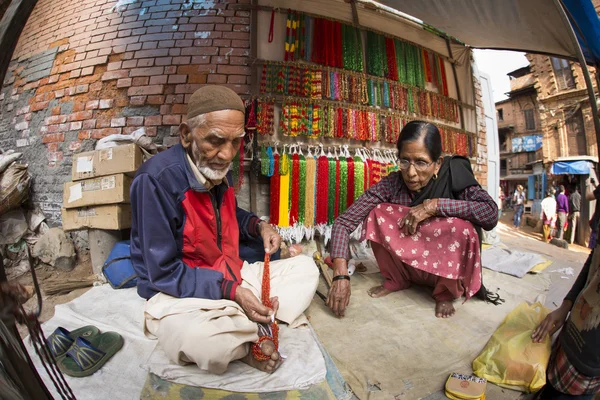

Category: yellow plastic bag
[472, 302, 552, 393]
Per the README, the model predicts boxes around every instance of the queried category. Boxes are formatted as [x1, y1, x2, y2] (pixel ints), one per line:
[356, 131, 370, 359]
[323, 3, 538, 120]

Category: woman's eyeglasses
[397, 159, 433, 172]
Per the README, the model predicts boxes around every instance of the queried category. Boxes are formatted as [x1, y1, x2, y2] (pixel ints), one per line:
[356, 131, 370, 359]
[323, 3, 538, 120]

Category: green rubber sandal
[46, 326, 100, 360]
[58, 331, 124, 377]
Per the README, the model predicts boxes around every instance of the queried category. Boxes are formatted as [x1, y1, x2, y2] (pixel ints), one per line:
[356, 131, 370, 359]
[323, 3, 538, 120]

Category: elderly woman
[328, 121, 499, 318]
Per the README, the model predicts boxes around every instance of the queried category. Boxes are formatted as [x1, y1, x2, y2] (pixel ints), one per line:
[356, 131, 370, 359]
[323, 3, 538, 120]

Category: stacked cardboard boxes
[62, 144, 142, 231]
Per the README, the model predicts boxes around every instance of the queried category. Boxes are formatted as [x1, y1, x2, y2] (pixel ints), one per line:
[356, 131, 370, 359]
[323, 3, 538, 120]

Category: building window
[566, 107, 586, 156]
[524, 108, 535, 130]
[498, 108, 504, 121]
[551, 57, 576, 90]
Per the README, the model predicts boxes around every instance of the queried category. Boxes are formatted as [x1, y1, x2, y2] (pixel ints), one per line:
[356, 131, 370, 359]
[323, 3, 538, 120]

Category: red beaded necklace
[251, 253, 280, 361]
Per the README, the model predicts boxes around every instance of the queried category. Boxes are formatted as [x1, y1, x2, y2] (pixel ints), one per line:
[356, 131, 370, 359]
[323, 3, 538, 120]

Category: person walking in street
[556, 185, 569, 240]
[498, 186, 504, 220]
[569, 186, 581, 244]
[586, 177, 600, 248]
[513, 185, 526, 229]
[541, 190, 557, 243]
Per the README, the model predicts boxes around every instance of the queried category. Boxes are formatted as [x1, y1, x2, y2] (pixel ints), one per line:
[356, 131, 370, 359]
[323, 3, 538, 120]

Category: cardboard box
[63, 174, 132, 209]
[72, 144, 142, 181]
[62, 204, 132, 231]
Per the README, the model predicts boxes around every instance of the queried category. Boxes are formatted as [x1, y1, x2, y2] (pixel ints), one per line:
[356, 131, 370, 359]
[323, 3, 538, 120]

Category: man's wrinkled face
[180, 110, 245, 181]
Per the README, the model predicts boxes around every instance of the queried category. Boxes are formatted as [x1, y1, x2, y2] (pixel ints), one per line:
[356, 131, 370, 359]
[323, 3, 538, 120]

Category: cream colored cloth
[144, 254, 319, 374]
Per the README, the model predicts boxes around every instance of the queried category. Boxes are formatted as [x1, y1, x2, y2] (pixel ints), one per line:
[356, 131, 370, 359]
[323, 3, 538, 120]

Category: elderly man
[130, 86, 319, 374]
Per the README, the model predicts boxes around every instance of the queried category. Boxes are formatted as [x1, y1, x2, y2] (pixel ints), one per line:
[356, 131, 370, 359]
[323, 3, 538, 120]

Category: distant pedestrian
[586, 177, 599, 248]
[498, 186, 504, 220]
[513, 185, 526, 229]
[568, 186, 581, 244]
[556, 185, 569, 240]
[540, 190, 557, 243]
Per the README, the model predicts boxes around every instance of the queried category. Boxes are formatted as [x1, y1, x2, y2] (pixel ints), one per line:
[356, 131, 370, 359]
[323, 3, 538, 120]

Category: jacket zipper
[208, 190, 237, 281]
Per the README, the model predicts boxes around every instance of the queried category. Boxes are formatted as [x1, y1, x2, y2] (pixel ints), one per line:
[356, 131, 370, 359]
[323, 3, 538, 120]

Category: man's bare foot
[367, 285, 392, 298]
[280, 244, 303, 259]
[435, 300, 456, 318]
[241, 339, 282, 373]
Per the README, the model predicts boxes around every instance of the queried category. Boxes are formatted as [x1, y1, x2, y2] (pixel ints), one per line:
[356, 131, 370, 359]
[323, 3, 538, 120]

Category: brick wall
[473, 74, 488, 188]
[0, 0, 251, 225]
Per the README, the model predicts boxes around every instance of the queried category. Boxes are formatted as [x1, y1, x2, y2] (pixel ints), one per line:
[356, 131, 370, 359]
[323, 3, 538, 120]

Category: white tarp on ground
[482, 244, 548, 278]
[25, 285, 326, 399]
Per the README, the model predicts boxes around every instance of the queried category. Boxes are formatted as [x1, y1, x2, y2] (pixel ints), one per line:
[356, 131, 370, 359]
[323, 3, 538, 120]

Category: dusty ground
[14, 252, 94, 337]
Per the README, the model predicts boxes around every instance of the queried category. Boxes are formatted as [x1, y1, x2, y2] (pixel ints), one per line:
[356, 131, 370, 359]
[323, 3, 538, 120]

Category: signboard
[511, 134, 542, 152]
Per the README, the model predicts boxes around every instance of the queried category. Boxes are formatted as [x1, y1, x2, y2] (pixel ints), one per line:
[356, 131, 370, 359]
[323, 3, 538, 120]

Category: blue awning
[563, 0, 600, 66]
[551, 160, 593, 175]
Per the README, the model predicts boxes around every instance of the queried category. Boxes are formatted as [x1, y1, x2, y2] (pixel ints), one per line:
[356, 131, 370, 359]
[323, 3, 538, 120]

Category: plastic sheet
[473, 302, 551, 393]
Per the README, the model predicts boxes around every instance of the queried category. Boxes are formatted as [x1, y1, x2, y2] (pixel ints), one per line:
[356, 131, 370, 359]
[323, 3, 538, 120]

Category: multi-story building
[495, 66, 543, 214]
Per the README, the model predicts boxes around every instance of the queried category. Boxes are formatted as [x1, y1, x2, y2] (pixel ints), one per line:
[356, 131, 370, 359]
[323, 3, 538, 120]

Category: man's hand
[259, 222, 282, 255]
[234, 287, 279, 324]
[398, 199, 438, 236]
[531, 300, 572, 343]
[326, 258, 351, 317]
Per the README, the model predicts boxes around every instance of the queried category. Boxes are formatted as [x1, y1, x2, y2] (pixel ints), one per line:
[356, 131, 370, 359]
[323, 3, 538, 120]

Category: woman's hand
[398, 198, 439, 235]
[531, 300, 572, 343]
[326, 258, 351, 317]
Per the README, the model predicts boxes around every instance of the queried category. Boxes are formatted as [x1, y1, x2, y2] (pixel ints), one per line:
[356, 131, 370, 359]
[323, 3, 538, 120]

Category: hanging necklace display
[278, 146, 290, 227]
[304, 147, 316, 227]
[270, 148, 280, 226]
[290, 148, 300, 225]
[298, 148, 307, 225]
[316, 146, 329, 225]
[327, 147, 337, 225]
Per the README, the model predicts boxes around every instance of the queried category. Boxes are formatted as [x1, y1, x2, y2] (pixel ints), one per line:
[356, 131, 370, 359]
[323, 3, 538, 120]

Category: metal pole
[554, 0, 600, 155]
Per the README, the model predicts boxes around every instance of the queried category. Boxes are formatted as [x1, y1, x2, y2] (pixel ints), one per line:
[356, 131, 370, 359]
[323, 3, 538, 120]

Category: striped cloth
[547, 341, 600, 396]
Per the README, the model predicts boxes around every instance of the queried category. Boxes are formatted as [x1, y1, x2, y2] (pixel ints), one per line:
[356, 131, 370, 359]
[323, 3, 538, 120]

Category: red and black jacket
[130, 144, 261, 301]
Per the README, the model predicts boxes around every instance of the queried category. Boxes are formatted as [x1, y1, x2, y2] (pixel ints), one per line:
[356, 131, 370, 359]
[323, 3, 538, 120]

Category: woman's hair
[396, 120, 442, 161]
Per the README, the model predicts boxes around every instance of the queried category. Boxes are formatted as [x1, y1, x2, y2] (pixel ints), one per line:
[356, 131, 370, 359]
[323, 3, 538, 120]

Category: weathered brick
[99, 99, 114, 109]
[92, 128, 122, 139]
[189, 16, 224, 24]
[155, 57, 173, 66]
[72, 102, 86, 112]
[172, 56, 191, 65]
[69, 141, 82, 152]
[127, 116, 144, 126]
[117, 78, 132, 88]
[86, 100, 100, 110]
[45, 115, 68, 125]
[15, 121, 29, 131]
[158, 40, 175, 48]
[70, 69, 82, 79]
[165, 66, 177, 74]
[111, 117, 126, 127]
[188, 73, 207, 84]
[69, 111, 94, 122]
[190, 56, 211, 65]
[128, 85, 164, 96]
[167, 74, 187, 84]
[132, 77, 150, 86]
[213, 39, 231, 48]
[145, 126, 157, 136]
[82, 119, 96, 129]
[163, 115, 181, 125]
[130, 66, 164, 77]
[147, 95, 165, 105]
[233, 24, 249, 33]
[215, 23, 232, 31]
[231, 40, 250, 48]
[149, 75, 168, 85]
[102, 70, 129, 81]
[78, 130, 92, 140]
[130, 96, 147, 106]
[70, 121, 83, 130]
[207, 74, 226, 84]
[217, 65, 250, 75]
[107, 61, 122, 71]
[227, 74, 247, 84]
[175, 84, 203, 94]
[81, 66, 95, 76]
[172, 103, 187, 114]
[142, 41, 158, 50]
[222, 31, 249, 41]
[137, 58, 155, 67]
[144, 115, 162, 126]
[47, 143, 59, 152]
[42, 133, 65, 143]
[90, 82, 103, 91]
[159, 105, 171, 115]
[81, 55, 108, 68]
[51, 106, 61, 116]
[134, 49, 169, 58]
[181, 47, 218, 56]
[76, 84, 90, 94]
[122, 60, 138, 69]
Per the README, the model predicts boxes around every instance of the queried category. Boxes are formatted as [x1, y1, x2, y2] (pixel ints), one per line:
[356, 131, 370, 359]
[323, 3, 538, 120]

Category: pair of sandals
[46, 325, 123, 377]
